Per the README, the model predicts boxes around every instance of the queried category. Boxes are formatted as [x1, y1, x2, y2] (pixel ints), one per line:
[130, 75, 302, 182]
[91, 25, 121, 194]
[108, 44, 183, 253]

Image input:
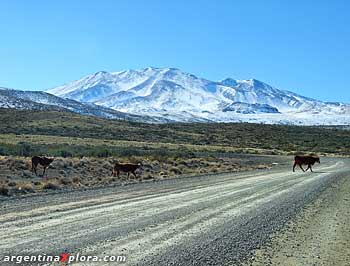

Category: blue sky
[1, 0, 349, 102]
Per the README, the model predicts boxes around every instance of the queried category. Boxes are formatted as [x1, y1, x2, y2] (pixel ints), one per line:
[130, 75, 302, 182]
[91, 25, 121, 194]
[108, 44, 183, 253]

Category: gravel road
[0, 157, 349, 266]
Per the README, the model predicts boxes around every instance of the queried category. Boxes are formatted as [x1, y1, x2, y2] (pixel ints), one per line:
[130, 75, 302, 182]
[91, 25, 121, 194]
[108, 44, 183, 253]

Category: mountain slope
[0, 88, 66, 111]
[0, 88, 162, 123]
[43, 67, 349, 125]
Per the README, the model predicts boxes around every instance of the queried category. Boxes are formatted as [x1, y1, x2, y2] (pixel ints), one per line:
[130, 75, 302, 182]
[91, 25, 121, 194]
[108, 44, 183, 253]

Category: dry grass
[0, 133, 286, 156]
[1, 109, 349, 156]
[0, 155, 273, 197]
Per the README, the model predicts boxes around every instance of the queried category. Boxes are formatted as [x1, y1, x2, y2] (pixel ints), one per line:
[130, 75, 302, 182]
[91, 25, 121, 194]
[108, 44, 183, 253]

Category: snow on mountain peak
[46, 67, 350, 125]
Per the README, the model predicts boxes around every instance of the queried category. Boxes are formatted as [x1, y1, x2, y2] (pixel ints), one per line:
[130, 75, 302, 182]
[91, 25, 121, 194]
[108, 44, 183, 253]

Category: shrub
[143, 174, 154, 180]
[58, 150, 73, 158]
[119, 148, 142, 157]
[18, 142, 33, 157]
[72, 177, 81, 183]
[0, 145, 9, 156]
[59, 177, 73, 185]
[95, 148, 112, 158]
[42, 182, 61, 190]
[16, 183, 35, 193]
[0, 186, 9, 196]
[7, 181, 17, 187]
[169, 166, 182, 175]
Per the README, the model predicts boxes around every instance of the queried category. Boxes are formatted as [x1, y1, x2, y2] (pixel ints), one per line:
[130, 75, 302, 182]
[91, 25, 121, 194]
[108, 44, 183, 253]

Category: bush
[169, 166, 182, 175]
[119, 148, 142, 157]
[58, 150, 73, 158]
[72, 177, 81, 183]
[95, 148, 112, 158]
[59, 177, 73, 185]
[42, 182, 61, 190]
[7, 181, 17, 187]
[0, 145, 9, 156]
[0, 186, 9, 196]
[18, 142, 33, 157]
[16, 183, 35, 193]
[33, 181, 42, 186]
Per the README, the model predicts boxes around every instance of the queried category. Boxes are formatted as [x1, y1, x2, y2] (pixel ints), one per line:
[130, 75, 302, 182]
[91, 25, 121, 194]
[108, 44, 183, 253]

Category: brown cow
[31, 156, 54, 177]
[112, 162, 142, 178]
[293, 155, 320, 172]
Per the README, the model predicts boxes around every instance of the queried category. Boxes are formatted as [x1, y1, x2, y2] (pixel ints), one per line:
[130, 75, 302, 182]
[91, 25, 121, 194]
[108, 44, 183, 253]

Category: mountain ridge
[0, 87, 164, 123]
[45, 67, 350, 125]
[0, 67, 349, 125]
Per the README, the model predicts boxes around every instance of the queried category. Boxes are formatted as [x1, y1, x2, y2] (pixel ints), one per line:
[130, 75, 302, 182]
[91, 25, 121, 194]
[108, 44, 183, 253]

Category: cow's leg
[33, 162, 38, 175]
[299, 164, 305, 172]
[309, 165, 313, 172]
[127, 172, 130, 178]
[293, 162, 297, 172]
[32, 162, 38, 176]
[117, 170, 120, 178]
[132, 171, 137, 178]
[43, 166, 47, 179]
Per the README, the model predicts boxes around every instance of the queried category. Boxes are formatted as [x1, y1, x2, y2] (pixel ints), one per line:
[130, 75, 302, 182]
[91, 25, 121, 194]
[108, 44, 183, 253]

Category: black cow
[293, 155, 320, 172]
[112, 162, 142, 178]
[31, 156, 54, 177]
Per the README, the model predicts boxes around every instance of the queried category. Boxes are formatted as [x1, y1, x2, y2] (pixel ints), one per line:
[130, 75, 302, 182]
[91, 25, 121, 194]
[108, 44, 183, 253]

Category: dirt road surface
[1, 157, 349, 266]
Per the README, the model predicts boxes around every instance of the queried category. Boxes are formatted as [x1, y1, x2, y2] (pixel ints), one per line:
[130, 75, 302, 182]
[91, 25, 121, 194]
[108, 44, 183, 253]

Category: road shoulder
[244, 172, 350, 266]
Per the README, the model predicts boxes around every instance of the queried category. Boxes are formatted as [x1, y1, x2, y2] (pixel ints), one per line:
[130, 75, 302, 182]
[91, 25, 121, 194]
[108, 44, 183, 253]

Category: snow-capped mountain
[46, 67, 350, 125]
[0, 87, 161, 123]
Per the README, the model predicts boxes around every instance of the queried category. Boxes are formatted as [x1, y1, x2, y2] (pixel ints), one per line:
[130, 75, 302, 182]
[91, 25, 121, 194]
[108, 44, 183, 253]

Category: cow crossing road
[0, 157, 349, 266]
